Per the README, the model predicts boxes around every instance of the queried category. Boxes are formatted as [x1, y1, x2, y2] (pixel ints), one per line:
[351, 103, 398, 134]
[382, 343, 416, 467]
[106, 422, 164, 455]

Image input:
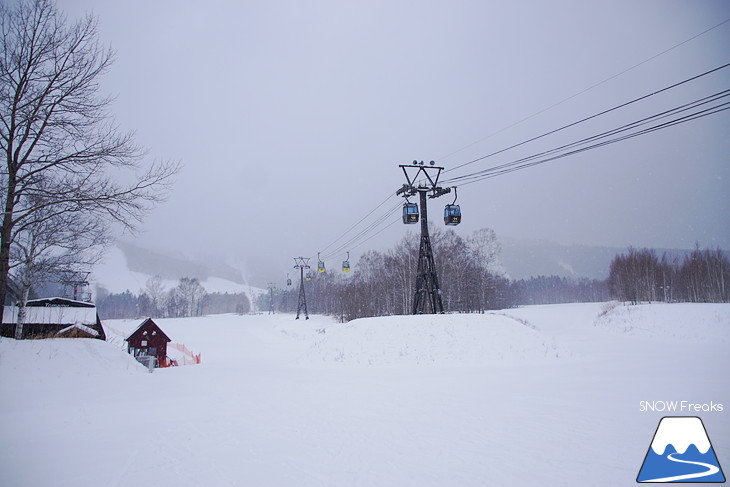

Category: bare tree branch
[1, 0, 180, 326]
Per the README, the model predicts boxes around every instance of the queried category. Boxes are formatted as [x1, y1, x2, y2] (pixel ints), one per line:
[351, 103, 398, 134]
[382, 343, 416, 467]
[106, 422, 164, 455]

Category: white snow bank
[0, 337, 145, 382]
[301, 312, 562, 366]
[1, 303, 728, 487]
[13, 306, 96, 325]
[594, 302, 730, 343]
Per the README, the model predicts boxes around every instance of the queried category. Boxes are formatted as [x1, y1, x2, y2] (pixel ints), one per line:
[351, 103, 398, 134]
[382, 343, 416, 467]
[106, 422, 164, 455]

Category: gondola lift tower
[396, 160, 461, 314]
[293, 257, 310, 320]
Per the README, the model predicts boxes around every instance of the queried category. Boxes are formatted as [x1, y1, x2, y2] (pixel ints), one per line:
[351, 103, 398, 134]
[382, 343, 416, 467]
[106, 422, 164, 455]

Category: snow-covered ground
[1, 302, 728, 486]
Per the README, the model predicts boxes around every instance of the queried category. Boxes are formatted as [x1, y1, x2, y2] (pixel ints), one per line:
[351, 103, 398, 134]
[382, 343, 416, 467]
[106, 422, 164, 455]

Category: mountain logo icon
[637, 416, 725, 483]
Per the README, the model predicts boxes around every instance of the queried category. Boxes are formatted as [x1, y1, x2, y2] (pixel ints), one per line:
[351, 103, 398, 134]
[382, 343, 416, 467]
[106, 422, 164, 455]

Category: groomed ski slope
[0, 302, 728, 486]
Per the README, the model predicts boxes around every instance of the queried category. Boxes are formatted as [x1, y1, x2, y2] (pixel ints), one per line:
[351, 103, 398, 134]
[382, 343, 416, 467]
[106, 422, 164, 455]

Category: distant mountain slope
[116, 241, 245, 284]
[91, 242, 263, 299]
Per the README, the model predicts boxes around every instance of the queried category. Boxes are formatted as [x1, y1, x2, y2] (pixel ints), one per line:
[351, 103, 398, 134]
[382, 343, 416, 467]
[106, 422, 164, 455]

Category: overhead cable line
[443, 88, 730, 184]
[308, 31, 730, 270]
[444, 97, 730, 186]
[318, 192, 397, 256]
[443, 61, 730, 177]
[437, 17, 730, 163]
[319, 199, 403, 262]
[345, 216, 401, 254]
[322, 200, 401, 258]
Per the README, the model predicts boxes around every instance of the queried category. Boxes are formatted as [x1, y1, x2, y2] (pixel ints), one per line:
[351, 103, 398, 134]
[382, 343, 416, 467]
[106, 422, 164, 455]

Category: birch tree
[10, 189, 108, 338]
[0, 0, 179, 325]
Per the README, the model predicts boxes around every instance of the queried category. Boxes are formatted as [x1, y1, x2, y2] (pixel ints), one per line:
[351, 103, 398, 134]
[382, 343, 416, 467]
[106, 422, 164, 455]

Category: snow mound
[594, 302, 730, 342]
[301, 313, 562, 366]
[0, 337, 146, 384]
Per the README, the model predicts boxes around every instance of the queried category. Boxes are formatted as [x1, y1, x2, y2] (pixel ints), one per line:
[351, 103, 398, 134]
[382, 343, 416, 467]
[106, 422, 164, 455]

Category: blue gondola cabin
[444, 204, 461, 226]
[403, 203, 419, 224]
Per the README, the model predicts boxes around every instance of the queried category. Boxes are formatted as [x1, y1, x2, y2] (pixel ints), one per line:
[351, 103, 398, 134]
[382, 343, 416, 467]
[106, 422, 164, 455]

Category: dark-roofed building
[1, 297, 106, 340]
[125, 318, 171, 368]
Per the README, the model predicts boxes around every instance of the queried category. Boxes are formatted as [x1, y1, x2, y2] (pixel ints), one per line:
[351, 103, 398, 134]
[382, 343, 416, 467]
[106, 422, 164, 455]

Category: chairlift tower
[60, 270, 92, 302]
[293, 257, 310, 320]
[396, 161, 452, 314]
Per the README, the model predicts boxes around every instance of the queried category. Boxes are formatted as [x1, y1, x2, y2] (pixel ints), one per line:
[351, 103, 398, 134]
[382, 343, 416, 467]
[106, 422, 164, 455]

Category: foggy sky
[59, 0, 730, 281]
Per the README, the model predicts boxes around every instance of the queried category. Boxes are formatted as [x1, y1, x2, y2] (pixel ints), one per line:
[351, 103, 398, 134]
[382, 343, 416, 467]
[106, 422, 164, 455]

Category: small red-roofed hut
[125, 318, 171, 367]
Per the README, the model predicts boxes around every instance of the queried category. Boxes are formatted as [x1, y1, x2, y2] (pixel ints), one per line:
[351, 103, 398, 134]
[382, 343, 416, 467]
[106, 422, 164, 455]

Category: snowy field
[1, 302, 728, 486]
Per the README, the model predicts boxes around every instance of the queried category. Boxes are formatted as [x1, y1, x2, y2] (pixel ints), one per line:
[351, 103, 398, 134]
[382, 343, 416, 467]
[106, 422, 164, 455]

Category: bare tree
[143, 275, 166, 317]
[0, 0, 179, 323]
[169, 277, 206, 317]
[678, 246, 729, 303]
[10, 188, 109, 338]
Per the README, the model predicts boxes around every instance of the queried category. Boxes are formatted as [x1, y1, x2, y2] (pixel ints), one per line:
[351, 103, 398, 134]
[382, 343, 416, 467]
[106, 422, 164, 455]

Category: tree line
[264, 228, 516, 321]
[607, 246, 729, 304]
[510, 275, 610, 305]
[260, 235, 727, 322]
[96, 276, 250, 319]
[97, 242, 727, 321]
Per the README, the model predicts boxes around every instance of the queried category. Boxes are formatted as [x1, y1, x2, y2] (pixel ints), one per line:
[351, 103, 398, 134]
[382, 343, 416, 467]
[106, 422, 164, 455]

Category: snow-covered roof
[2, 304, 98, 326]
[125, 318, 171, 342]
[26, 297, 95, 308]
[57, 324, 100, 337]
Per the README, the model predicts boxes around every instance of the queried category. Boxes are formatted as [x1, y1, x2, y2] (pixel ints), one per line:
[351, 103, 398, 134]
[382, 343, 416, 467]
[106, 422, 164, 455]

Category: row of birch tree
[607, 246, 729, 303]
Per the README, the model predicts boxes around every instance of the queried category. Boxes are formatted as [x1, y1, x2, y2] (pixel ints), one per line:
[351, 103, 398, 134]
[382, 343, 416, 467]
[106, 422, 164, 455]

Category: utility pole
[396, 161, 451, 314]
[293, 257, 310, 320]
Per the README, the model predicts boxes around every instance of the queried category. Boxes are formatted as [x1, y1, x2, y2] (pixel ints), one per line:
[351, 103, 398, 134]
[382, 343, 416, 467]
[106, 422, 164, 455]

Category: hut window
[141, 340, 147, 346]
[143, 331, 148, 335]
[152, 331, 157, 336]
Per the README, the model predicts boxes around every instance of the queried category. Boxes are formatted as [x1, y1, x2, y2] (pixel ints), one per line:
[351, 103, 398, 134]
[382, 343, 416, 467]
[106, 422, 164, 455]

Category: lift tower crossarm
[399, 162, 444, 189]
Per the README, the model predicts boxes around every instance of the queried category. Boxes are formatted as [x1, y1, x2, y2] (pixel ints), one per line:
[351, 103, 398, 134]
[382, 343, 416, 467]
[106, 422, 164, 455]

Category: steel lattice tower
[396, 162, 451, 314]
[412, 190, 444, 314]
[293, 257, 310, 320]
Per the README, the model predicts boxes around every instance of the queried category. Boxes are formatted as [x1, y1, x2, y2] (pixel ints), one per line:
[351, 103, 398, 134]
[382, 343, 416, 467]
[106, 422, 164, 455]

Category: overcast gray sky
[60, 0, 730, 280]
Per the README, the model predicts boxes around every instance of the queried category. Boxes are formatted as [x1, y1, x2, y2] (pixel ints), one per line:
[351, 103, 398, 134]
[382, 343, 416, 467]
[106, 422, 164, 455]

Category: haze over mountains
[91, 238, 726, 293]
